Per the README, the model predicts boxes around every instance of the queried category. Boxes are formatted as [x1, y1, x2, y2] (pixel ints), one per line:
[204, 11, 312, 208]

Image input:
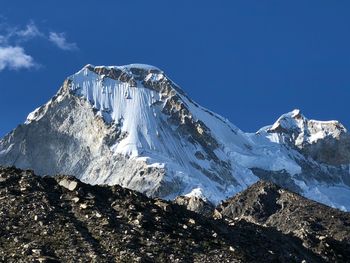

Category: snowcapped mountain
[0, 64, 349, 210]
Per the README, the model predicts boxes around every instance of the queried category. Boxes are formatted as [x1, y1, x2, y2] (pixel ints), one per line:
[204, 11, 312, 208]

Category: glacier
[0, 64, 349, 210]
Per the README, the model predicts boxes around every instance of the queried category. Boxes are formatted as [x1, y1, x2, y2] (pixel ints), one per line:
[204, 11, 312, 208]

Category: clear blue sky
[0, 1, 349, 137]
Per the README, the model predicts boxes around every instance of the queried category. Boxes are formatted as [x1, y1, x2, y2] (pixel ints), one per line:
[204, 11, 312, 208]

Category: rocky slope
[1, 166, 347, 263]
[216, 181, 350, 262]
[0, 64, 349, 210]
[0, 168, 350, 262]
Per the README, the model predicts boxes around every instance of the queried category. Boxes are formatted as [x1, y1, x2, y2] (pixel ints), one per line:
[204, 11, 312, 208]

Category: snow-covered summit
[269, 109, 346, 144]
[1, 64, 350, 211]
[269, 109, 304, 132]
[77, 63, 184, 94]
[14, 64, 257, 204]
[86, 63, 162, 71]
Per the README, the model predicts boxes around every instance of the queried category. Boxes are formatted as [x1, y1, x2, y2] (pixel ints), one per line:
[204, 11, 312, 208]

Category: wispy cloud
[0, 21, 43, 45]
[15, 21, 43, 41]
[49, 32, 78, 51]
[0, 35, 7, 45]
[0, 46, 35, 71]
[0, 19, 79, 71]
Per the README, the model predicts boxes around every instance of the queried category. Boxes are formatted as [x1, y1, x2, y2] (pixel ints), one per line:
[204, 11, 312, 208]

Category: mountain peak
[74, 64, 163, 87]
[269, 109, 347, 140]
[265, 109, 350, 166]
[290, 108, 302, 118]
[71, 63, 186, 98]
[1, 65, 350, 211]
[269, 109, 306, 133]
[82, 63, 163, 77]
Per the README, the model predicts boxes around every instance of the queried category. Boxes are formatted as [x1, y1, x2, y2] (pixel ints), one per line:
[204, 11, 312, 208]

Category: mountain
[1, 166, 348, 262]
[0, 64, 349, 210]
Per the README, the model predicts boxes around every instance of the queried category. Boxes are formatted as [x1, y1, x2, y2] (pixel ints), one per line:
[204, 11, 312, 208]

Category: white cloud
[0, 46, 35, 71]
[15, 21, 43, 40]
[0, 20, 79, 51]
[0, 18, 78, 72]
[49, 32, 78, 51]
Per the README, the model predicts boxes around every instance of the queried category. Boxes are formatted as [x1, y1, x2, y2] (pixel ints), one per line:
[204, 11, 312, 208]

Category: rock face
[0, 64, 350, 210]
[0, 166, 345, 263]
[174, 195, 214, 217]
[216, 181, 350, 262]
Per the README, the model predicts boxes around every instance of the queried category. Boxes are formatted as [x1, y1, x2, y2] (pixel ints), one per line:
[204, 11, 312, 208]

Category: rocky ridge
[1, 166, 345, 262]
[216, 181, 350, 262]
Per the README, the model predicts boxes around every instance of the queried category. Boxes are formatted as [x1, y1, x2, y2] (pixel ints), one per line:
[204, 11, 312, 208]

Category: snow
[64, 65, 350, 208]
[123, 63, 161, 71]
[293, 179, 350, 211]
[268, 109, 346, 147]
[66, 65, 263, 204]
[185, 187, 207, 200]
[5, 64, 349, 211]
[270, 109, 304, 131]
[25, 107, 41, 124]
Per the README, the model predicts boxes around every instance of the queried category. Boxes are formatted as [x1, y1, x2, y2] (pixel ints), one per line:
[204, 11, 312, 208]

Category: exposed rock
[0, 166, 333, 262]
[174, 195, 214, 217]
[58, 178, 78, 191]
[217, 180, 350, 262]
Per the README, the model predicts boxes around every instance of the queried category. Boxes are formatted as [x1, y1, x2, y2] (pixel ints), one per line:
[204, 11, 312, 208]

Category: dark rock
[217, 180, 350, 262]
[0, 166, 348, 262]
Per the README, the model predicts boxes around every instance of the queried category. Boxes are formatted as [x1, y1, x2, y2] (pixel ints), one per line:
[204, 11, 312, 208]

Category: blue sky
[0, 1, 349, 137]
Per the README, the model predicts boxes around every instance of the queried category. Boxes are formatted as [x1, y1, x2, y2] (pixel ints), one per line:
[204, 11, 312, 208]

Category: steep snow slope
[0, 64, 349, 210]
